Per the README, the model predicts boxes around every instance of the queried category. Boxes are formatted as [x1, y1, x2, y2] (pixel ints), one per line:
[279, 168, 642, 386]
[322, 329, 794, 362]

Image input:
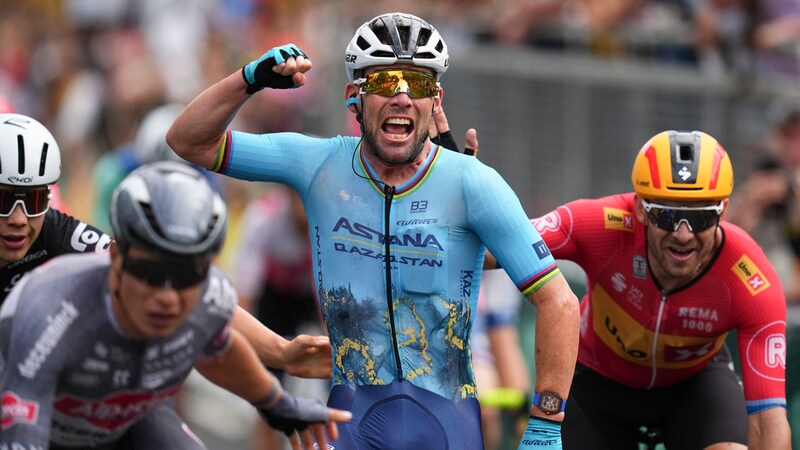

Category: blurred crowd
[3, 0, 800, 449]
[3, 0, 800, 202]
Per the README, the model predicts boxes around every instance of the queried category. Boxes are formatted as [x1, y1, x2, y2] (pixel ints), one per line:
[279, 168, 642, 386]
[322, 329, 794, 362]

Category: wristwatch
[533, 391, 566, 415]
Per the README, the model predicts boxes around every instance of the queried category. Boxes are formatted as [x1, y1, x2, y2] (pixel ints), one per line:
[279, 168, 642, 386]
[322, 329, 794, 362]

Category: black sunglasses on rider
[0, 186, 50, 218]
[122, 257, 210, 290]
[642, 200, 723, 232]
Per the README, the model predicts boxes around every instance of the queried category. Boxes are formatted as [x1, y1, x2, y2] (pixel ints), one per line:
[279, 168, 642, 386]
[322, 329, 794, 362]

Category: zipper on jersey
[383, 184, 403, 380]
[648, 291, 668, 388]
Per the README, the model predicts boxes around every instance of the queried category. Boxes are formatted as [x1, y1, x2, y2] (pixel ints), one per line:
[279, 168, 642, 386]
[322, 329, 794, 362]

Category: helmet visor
[355, 69, 439, 99]
[0, 187, 50, 218]
[642, 200, 723, 232]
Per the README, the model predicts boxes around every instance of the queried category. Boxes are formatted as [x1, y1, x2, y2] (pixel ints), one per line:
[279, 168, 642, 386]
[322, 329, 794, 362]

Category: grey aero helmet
[0, 113, 61, 186]
[110, 161, 226, 261]
[345, 12, 449, 82]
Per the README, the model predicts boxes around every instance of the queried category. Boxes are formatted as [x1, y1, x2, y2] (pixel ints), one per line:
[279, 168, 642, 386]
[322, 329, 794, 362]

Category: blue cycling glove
[517, 416, 562, 449]
[242, 44, 309, 94]
[257, 390, 330, 436]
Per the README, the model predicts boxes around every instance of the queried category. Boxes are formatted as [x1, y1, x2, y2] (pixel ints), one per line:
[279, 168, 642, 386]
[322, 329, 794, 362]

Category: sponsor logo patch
[533, 240, 551, 259]
[54, 386, 180, 430]
[603, 207, 634, 232]
[2, 392, 39, 429]
[731, 255, 771, 295]
[745, 321, 786, 382]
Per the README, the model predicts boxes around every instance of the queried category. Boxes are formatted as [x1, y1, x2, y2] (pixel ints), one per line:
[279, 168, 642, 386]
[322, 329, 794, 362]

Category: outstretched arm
[195, 328, 348, 450]
[167, 45, 312, 169]
[231, 305, 332, 379]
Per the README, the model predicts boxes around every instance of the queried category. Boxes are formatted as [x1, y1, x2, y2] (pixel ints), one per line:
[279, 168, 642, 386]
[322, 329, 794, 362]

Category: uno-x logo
[731, 255, 771, 295]
[1, 392, 39, 429]
[603, 207, 633, 232]
[667, 341, 714, 362]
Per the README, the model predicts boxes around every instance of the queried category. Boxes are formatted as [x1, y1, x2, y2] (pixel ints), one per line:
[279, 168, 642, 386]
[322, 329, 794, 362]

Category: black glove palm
[258, 390, 330, 436]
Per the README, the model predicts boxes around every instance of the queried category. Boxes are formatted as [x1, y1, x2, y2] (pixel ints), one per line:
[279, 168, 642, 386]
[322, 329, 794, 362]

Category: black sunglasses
[642, 200, 723, 232]
[122, 257, 209, 290]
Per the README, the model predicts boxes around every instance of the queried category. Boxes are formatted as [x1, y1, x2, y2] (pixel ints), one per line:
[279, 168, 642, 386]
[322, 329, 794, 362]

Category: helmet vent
[371, 50, 395, 58]
[17, 135, 24, 174]
[418, 28, 431, 46]
[398, 25, 411, 50]
[139, 201, 167, 241]
[356, 36, 370, 51]
[204, 213, 220, 241]
[415, 52, 435, 60]
[38, 143, 49, 176]
[372, 24, 392, 46]
[677, 145, 693, 163]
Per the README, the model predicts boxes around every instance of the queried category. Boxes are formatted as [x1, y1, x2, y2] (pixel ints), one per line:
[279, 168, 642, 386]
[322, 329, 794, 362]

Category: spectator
[727, 102, 800, 303]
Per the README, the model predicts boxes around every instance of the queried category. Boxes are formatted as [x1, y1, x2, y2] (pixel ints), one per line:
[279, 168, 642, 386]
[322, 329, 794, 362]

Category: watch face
[537, 392, 563, 414]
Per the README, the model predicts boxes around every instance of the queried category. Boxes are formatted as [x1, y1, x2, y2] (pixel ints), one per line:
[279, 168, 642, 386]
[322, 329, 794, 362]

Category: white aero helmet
[345, 12, 449, 82]
[0, 113, 60, 186]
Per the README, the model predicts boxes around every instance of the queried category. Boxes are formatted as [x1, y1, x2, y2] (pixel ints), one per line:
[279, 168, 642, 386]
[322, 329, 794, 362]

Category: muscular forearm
[166, 71, 251, 169]
[195, 329, 278, 404]
[527, 275, 580, 421]
[231, 305, 289, 370]
[231, 305, 332, 379]
[748, 408, 792, 450]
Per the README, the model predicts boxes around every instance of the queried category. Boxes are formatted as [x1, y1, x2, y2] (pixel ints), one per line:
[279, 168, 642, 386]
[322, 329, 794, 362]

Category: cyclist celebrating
[496, 130, 790, 449]
[0, 113, 111, 301]
[0, 161, 350, 449]
[167, 11, 579, 450]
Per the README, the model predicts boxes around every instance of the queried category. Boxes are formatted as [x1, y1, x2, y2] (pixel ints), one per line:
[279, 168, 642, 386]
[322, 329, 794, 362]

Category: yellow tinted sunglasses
[355, 69, 440, 99]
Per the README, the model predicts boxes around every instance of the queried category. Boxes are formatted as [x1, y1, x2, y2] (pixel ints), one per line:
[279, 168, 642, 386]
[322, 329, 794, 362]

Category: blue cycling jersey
[218, 132, 558, 448]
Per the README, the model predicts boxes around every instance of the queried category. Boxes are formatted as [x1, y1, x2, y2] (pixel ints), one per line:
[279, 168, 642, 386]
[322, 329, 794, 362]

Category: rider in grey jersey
[0, 161, 350, 449]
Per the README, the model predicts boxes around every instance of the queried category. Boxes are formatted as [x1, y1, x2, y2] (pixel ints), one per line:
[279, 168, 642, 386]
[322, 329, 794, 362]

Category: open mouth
[667, 247, 694, 260]
[1, 235, 26, 250]
[382, 117, 413, 140]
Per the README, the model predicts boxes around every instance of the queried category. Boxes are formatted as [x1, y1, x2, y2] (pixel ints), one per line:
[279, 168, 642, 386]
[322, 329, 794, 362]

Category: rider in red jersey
[491, 130, 791, 449]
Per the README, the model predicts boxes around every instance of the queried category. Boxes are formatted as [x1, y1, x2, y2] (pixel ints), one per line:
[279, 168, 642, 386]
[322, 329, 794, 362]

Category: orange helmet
[631, 130, 733, 201]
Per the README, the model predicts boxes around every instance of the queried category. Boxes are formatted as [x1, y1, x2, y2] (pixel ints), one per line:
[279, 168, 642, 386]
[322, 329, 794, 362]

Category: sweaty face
[358, 66, 438, 165]
[110, 245, 206, 339]
[638, 198, 723, 290]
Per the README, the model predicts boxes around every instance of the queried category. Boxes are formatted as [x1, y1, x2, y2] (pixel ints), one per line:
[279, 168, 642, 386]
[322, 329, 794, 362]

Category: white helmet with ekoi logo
[0, 113, 60, 187]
